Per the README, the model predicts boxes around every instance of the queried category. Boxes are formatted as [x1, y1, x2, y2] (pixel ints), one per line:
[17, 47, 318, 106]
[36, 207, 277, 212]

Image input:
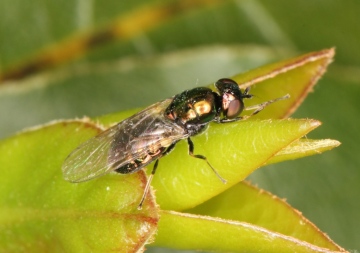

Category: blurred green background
[0, 0, 359, 251]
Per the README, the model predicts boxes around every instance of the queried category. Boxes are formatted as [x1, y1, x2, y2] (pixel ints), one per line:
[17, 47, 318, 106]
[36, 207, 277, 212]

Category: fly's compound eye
[215, 78, 244, 119]
[222, 93, 243, 118]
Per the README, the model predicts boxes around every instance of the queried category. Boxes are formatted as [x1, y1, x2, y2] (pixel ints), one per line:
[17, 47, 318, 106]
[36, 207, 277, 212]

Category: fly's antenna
[242, 86, 253, 99]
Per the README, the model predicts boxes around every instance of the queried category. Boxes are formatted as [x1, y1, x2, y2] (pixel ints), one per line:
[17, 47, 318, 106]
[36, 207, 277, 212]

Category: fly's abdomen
[114, 146, 166, 174]
[108, 112, 183, 174]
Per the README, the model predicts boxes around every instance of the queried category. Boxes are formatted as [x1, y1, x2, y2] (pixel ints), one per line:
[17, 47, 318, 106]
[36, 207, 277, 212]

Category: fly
[62, 78, 289, 209]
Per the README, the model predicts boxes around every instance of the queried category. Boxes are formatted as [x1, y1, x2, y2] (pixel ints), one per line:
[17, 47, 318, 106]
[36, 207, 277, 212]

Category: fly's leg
[137, 159, 159, 210]
[137, 142, 177, 210]
[219, 94, 290, 123]
[187, 138, 227, 184]
[243, 94, 290, 117]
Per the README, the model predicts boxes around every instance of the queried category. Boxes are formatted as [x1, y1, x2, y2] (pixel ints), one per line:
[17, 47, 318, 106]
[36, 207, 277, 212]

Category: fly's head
[215, 78, 253, 120]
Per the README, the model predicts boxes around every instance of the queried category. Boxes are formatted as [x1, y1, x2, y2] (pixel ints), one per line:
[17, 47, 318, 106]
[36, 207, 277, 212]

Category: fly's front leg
[137, 142, 177, 210]
[186, 138, 227, 184]
[244, 94, 290, 116]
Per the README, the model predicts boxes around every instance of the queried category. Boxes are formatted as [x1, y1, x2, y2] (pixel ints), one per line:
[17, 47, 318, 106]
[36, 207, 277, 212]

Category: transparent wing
[62, 98, 187, 183]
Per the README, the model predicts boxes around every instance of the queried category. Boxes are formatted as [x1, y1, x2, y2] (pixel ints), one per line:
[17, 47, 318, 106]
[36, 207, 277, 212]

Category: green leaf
[182, 182, 344, 252]
[151, 119, 321, 211]
[153, 210, 344, 253]
[267, 139, 341, 165]
[0, 121, 158, 252]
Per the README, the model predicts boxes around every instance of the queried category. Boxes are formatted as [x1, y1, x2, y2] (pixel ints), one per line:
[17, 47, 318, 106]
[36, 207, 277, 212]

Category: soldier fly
[62, 78, 289, 209]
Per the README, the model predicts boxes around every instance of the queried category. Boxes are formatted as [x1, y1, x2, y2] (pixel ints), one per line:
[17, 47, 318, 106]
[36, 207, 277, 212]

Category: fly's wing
[62, 98, 187, 183]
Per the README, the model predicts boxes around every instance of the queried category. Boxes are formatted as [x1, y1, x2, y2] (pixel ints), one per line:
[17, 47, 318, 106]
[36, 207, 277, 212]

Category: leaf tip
[309, 119, 322, 128]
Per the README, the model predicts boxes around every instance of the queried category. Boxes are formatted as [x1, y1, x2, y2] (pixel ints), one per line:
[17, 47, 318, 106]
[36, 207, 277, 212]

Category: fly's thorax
[164, 87, 218, 134]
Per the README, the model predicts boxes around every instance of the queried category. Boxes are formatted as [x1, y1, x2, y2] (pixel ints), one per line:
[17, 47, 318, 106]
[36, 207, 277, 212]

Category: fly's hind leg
[187, 138, 227, 184]
[137, 142, 177, 210]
